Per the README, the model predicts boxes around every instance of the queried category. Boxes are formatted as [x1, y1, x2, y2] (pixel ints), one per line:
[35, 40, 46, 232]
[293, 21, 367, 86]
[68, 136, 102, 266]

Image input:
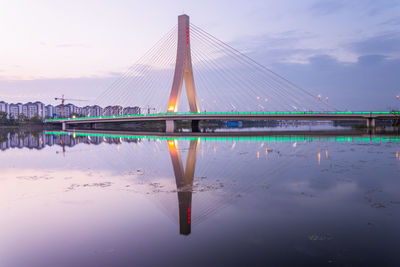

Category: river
[0, 129, 399, 266]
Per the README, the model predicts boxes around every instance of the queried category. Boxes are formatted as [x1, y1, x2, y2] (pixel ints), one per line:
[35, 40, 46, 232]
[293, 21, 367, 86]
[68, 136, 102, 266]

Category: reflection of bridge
[8, 129, 397, 235]
[44, 14, 400, 131]
[45, 130, 400, 144]
[43, 130, 400, 235]
[4, 129, 399, 152]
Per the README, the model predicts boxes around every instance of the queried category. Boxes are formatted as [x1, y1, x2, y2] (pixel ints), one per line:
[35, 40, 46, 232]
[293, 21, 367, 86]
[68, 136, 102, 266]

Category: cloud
[349, 32, 400, 56]
[310, 0, 399, 16]
[357, 55, 387, 66]
[0, 55, 399, 111]
[0, 76, 114, 105]
[272, 54, 400, 110]
[380, 17, 400, 26]
[55, 43, 90, 48]
[230, 30, 323, 64]
[106, 71, 123, 77]
[363, 0, 399, 16]
[310, 0, 346, 15]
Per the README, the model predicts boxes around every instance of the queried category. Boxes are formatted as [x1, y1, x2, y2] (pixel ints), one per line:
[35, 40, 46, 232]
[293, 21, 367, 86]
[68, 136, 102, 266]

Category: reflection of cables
[40, 133, 331, 230]
[191, 141, 294, 225]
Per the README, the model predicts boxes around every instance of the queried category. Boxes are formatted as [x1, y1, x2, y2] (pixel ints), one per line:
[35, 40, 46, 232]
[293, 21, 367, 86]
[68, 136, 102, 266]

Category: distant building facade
[0, 100, 141, 119]
[0, 101, 8, 115]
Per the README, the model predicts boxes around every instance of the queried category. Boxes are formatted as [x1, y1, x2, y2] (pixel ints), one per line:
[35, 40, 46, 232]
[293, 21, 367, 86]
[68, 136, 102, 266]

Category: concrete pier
[366, 118, 376, 127]
[166, 120, 175, 133]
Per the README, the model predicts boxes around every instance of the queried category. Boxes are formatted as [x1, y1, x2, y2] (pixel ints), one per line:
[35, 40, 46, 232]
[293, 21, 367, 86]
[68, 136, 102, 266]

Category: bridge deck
[45, 111, 400, 124]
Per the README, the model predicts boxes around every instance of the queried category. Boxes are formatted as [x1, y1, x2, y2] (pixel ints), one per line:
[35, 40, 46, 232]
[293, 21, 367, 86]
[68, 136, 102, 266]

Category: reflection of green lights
[44, 131, 400, 143]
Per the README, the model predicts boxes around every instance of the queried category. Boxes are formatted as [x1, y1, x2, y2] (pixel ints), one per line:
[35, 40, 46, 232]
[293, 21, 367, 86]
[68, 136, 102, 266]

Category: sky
[0, 0, 399, 110]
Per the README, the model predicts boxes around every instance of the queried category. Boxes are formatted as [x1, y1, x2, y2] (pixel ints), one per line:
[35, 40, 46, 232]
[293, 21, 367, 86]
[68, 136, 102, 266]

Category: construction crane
[54, 94, 88, 118]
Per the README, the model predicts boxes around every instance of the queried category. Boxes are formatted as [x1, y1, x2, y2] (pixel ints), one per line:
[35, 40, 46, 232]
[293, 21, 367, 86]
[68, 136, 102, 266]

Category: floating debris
[260, 184, 270, 189]
[367, 189, 383, 194]
[308, 233, 333, 241]
[300, 192, 315, 198]
[370, 203, 386, 209]
[16, 175, 53, 180]
[124, 169, 145, 176]
[66, 182, 113, 191]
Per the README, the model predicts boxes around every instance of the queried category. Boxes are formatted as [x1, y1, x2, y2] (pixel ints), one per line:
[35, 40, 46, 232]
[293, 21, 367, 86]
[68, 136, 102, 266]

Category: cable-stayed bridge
[45, 14, 399, 131]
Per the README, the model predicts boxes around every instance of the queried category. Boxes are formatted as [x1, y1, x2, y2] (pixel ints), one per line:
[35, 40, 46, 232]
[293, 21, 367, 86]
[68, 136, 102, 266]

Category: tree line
[0, 111, 43, 125]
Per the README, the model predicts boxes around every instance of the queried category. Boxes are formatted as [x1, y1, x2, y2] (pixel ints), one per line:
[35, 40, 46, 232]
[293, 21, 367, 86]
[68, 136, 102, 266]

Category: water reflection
[1, 130, 400, 152]
[0, 131, 140, 151]
[168, 139, 199, 235]
[2, 129, 399, 236]
[1, 129, 400, 266]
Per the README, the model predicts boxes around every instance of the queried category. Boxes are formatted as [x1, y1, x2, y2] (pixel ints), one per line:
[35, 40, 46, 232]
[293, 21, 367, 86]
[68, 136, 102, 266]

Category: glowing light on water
[318, 151, 321, 165]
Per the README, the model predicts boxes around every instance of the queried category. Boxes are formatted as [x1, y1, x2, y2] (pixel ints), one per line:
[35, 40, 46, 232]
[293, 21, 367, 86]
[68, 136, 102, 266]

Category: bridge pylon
[167, 14, 199, 113]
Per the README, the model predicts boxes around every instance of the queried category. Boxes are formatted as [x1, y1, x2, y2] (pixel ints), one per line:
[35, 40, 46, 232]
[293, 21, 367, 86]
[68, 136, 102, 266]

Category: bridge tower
[167, 14, 199, 113]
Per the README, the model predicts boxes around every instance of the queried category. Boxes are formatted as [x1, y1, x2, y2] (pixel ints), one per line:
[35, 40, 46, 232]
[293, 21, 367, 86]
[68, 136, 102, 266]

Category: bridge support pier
[62, 122, 66, 131]
[366, 118, 376, 128]
[191, 120, 200, 132]
[166, 120, 175, 133]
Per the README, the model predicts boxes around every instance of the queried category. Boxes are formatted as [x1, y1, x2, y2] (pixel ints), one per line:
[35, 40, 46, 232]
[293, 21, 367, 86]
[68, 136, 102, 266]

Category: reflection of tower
[167, 138, 199, 235]
[167, 14, 199, 113]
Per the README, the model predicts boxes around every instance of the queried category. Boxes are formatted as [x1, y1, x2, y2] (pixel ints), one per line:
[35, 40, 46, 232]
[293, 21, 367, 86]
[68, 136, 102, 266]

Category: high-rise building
[9, 103, 23, 119]
[0, 101, 8, 116]
[123, 106, 141, 115]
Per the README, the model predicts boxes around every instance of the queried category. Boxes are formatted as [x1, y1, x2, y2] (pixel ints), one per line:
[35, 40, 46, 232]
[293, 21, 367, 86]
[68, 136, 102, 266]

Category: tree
[17, 113, 28, 122]
[29, 114, 43, 123]
[0, 111, 8, 124]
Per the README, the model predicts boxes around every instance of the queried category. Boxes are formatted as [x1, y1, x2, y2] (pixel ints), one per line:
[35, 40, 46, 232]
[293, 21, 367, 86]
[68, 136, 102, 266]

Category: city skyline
[0, 100, 141, 119]
[0, 0, 399, 110]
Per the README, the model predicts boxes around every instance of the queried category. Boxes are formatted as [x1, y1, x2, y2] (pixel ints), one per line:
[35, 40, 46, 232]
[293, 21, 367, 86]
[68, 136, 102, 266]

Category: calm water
[1, 130, 400, 267]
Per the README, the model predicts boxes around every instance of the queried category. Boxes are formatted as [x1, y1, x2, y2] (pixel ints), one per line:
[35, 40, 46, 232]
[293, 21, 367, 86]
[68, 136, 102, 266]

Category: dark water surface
[1, 130, 400, 267]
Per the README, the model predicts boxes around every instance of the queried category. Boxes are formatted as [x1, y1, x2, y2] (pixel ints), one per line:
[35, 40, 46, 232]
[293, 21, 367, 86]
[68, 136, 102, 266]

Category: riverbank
[0, 123, 61, 131]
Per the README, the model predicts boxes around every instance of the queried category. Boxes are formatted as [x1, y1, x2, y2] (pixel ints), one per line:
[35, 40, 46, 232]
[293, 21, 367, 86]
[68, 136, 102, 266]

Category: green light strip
[44, 110, 400, 122]
[44, 131, 400, 143]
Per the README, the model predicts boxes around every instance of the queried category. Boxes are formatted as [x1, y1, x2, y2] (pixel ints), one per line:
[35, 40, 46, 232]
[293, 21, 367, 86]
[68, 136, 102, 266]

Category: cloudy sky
[0, 0, 399, 109]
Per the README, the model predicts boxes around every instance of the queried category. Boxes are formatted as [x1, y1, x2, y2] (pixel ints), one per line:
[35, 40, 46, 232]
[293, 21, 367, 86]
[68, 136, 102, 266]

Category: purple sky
[0, 0, 399, 110]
